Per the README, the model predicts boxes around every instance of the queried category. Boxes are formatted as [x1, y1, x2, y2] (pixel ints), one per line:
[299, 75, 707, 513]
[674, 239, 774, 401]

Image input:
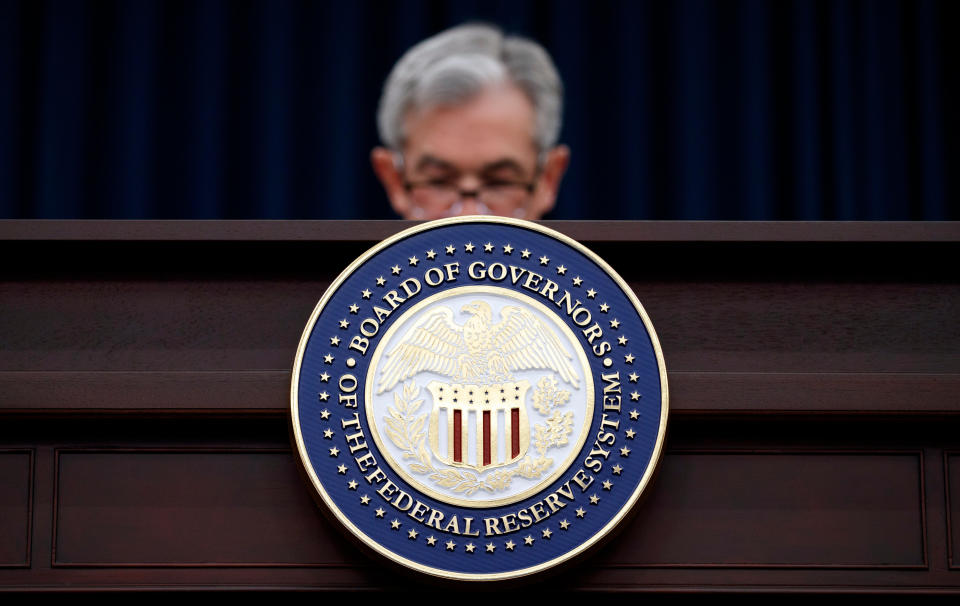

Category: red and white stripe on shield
[426, 380, 531, 472]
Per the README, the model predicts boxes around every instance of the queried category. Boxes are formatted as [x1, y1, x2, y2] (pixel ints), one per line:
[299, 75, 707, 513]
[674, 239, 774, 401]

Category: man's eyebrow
[414, 155, 456, 172]
[480, 159, 527, 177]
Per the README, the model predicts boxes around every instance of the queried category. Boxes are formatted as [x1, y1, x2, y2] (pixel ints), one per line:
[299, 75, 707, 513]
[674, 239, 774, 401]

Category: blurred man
[372, 24, 568, 220]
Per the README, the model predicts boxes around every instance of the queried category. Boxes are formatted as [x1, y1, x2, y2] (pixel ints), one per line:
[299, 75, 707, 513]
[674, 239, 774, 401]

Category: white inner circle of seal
[365, 285, 595, 508]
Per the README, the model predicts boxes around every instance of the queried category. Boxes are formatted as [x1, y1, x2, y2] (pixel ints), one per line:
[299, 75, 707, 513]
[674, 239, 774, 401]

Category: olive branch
[532, 374, 571, 414]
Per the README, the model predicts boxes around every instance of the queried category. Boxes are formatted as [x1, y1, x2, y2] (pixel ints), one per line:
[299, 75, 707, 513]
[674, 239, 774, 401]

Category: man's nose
[444, 191, 492, 218]
[458, 194, 492, 216]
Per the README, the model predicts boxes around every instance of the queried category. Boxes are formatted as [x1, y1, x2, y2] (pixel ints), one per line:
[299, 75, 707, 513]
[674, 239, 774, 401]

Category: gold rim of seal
[290, 216, 669, 582]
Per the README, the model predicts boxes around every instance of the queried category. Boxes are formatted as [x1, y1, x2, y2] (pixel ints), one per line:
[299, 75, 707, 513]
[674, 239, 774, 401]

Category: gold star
[575, 507, 586, 518]
[542, 528, 552, 539]
[626, 428, 637, 439]
[520, 249, 531, 259]
[620, 446, 631, 457]
[485, 543, 496, 553]
[502, 244, 513, 254]
[572, 276, 583, 286]
[464, 242, 475, 253]
[320, 372, 330, 382]
[348, 479, 358, 490]
[602, 480, 613, 491]
[631, 391, 640, 401]
[618, 335, 628, 346]
[630, 409, 640, 420]
[375, 507, 385, 518]
[446, 540, 456, 551]
[339, 319, 349, 329]
[539, 255, 549, 266]
[361, 289, 371, 299]
[328, 446, 339, 456]
[483, 242, 494, 252]
[426, 249, 437, 260]
[612, 464, 623, 475]
[465, 543, 476, 553]
[610, 318, 620, 329]
[505, 540, 516, 551]
[320, 408, 330, 419]
[408, 529, 418, 540]
[426, 535, 437, 546]
[337, 464, 347, 474]
[628, 372, 638, 382]
[445, 244, 455, 255]
[323, 353, 334, 364]
[360, 494, 370, 505]
[599, 302, 609, 312]
[586, 288, 597, 298]
[559, 519, 570, 530]
[523, 535, 534, 546]
[408, 256, 418, 266]
[376, 276, 386, 286]
[589, 494, 600, 504]
[330, 336, 340, 346]
[391, 264, 401, 275]
[390, 519, 401, 530]
[322, 428, 334, 439]
[348, 303, 359, 314]
[624, 353, 635, 363]
[556, 265, 567, 275]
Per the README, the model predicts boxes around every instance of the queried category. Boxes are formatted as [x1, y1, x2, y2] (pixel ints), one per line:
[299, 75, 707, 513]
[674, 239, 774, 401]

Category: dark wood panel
[49, 447, 928, 569]
[0, 416, 951, 590]
[669, 372, 960, 414]
[636, 281, 960, 374]
[602, 451, 925, 568]
[53, 450, 359, 567]
[1, 280, 955, 375]
[0, 371, 290, 413]
[948, 453, 960, 569]
[0, 221, 956, 593]
[3, 371, 959, 415]
[0, 451, 32, 568]
[2, 220, 958, 242]
[0, 279, 322, 372]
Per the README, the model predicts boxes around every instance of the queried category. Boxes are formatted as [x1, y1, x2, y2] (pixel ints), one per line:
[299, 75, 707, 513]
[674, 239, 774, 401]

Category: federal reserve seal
[290, 217, 668, 581]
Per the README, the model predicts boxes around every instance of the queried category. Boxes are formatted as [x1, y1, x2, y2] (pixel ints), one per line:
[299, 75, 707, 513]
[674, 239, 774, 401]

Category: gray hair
[377, 24, 563, 152]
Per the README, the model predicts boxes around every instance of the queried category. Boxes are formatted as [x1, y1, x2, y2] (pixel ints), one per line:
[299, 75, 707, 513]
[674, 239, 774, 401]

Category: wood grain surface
[0, 220, 958, 593]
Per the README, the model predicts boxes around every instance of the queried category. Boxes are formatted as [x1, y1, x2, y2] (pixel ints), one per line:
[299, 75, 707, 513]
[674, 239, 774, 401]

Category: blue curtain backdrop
[0, 0, 954, 219]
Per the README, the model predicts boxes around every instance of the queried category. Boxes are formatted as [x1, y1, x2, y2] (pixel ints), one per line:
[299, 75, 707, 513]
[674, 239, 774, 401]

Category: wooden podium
[1, 220, 958, 593]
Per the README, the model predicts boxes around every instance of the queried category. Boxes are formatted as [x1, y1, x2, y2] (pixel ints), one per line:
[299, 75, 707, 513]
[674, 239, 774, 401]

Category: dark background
[0, 0, 954, 220]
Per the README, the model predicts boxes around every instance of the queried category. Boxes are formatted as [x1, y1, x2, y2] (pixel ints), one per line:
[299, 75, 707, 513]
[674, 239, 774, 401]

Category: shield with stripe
[426, 380, 531, 471]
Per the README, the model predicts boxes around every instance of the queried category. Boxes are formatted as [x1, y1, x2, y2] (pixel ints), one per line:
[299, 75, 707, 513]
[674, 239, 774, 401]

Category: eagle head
[460, 300, 493, 327]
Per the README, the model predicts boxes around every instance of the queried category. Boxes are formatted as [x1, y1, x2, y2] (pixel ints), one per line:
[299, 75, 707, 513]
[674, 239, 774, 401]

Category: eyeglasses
[402, 179, 537, 216]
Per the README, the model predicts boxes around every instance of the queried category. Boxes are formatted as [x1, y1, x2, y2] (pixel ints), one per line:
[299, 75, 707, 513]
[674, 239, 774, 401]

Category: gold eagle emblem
[376, 300, 579, 394]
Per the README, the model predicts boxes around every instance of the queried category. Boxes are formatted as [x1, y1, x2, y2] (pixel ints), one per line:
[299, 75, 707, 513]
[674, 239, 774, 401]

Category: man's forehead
[413, 154, 528, 176]
[401, 84, 539, 173]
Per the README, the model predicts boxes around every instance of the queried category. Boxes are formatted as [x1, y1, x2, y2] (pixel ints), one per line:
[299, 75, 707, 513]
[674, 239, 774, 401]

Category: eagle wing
[491, 306, 580, 388]
[376, 307, 468, 394]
